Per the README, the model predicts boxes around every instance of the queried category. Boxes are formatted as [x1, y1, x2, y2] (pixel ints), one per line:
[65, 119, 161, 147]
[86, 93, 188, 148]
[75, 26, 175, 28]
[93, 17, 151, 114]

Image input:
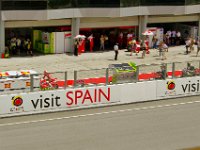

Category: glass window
[48, 0, 72, 9]
[185, 0, 200, 5]
[1, 0, 47, 10]
[48, 0, 119, 9]
[139, 0, 185, 6]
[120, 0, 139, 7]
[1, 0, 199, 10]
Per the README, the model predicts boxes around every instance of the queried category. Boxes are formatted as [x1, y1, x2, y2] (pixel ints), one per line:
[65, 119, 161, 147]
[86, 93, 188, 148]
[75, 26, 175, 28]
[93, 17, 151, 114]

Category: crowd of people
[6, 36, 33, 56]
[75, 29, 200, 61]
[5, 29, 199, 60]
[164, 30, 182, 46]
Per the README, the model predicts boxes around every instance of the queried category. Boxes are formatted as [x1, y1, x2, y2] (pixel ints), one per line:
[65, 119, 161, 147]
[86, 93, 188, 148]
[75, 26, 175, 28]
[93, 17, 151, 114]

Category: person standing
[176, 31, 181, 45]
[16, 37, 21, 55]
[127, 32, 133, 48]
[114, 43, 119, 60]
[100, 35, 105, 50]
[167, 30, 171, 46]
[171, 30, 176, 45]
[141, 40, 147, 59]
[10, 37, 17, 55]
[163, 42, 169, 52]
[74, 39, 79, 56]
[152, 34, 158, 49]
[104, 34, 109, 49]
[130, 40, 136, 56]
[88, 34, 94, 52]
[165, 32, 170, 45]
[185, 38, 191, 54]
[190, 37, 195, 52]
[26, 39, 33, 56]
[118, 32, 123, 49]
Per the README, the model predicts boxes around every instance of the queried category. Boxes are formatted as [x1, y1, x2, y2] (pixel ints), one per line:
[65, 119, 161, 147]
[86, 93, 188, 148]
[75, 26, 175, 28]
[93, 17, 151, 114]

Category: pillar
[198, 14, 200, 37]
[0, 14, 5, 57]
[139, 15, 148, 40]
[71, 18, 80, 54]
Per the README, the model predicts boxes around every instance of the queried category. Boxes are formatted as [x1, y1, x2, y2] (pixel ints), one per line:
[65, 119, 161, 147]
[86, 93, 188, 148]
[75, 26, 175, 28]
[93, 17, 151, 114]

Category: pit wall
[0, 76, 199, 117]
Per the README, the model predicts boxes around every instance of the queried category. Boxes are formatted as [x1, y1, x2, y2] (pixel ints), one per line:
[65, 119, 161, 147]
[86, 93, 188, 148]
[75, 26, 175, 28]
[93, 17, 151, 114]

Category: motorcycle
[40, 71, 58, 90]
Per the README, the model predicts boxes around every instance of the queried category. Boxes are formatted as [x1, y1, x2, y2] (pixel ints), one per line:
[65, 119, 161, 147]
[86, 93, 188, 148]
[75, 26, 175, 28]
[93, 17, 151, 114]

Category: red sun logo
[167, 81, 176, 90]
[12, 96, 23, 107]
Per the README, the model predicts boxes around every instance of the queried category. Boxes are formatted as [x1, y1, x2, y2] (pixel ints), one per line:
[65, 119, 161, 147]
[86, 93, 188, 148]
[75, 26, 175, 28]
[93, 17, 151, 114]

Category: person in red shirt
[88, 34, 94, 52]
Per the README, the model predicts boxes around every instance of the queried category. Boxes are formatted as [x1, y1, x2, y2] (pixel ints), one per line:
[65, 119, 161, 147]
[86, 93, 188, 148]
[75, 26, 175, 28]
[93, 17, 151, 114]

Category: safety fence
[1, 60, 200, 95]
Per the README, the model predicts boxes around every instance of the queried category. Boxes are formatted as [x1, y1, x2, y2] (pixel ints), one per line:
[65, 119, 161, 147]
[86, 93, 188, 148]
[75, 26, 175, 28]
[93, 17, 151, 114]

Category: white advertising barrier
[0, 81, 157, 117]
[0, 85, 120, 117]
[121, 81, 157, 103]
[2, 76, 200, 117]
[156, 76, 200, 99]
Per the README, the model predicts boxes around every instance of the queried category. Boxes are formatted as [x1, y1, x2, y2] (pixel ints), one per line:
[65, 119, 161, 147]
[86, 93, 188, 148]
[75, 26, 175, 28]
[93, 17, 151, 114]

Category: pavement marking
[1, 100, 200, 127]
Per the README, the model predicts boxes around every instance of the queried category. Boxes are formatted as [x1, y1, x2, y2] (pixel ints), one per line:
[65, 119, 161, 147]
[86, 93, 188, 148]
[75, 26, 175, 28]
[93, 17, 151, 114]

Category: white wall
[80, 17, 139, 28]
[5, 19, 71, 28]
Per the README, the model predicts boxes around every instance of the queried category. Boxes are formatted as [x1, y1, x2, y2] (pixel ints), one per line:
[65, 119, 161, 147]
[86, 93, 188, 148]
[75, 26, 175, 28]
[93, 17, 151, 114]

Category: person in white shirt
[176, 31, 181, 45]
[171, 30, 176, 45]
[16, 38, 21, 55]
[185, 38, 191, 54]
[167, 30, 171, 45]
[114, 43, 119, 60]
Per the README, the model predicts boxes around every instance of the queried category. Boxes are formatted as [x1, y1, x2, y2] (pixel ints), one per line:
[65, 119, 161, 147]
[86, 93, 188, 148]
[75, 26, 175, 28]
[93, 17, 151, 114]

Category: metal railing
[1, 60, 200, 94]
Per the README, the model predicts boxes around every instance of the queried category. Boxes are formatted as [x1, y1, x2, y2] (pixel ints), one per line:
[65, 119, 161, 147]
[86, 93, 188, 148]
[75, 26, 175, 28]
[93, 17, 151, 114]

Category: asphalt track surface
[1, 95, 200, 150]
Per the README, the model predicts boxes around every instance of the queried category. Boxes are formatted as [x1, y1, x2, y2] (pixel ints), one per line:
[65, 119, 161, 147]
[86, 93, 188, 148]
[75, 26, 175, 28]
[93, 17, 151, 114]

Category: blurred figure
[163, 42, 168, 52]
[166, 30, 172, 46]
[185, 38, 191, 54]
[158, 42, 167, 60]
[26, 39, 33, 56]
[118, 32, 123, 49]
[160, 64, 167, 79]
[10, 37, 17, 55]
[171, 30, 176, 45]
[196, 37, 200, 57]
[152, 34, 158, 49]
[176, 31, 181, 45]
[88, 34, 94, 52]
[187, 62, 195, 71]
[114, 43, 119, 60]
[127, 32, 133, 48]
[16, 37, 21, 55]
[74, 39, 79, 56]
[190, 37, 195, 52]
[130, 40, 136, 56]
[140, 40, 147, 59]
[100, 35, 105, 50]
[165, 32, 170, 45]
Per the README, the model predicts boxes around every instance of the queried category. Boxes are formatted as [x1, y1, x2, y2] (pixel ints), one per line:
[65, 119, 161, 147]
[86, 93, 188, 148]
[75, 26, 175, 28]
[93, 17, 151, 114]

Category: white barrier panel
[0, 79, 16, 91]
[1, 76, 200, 117]
[0, 77, 40, 91]
[0, 82, 157, 117]
[0, 86, 120, 117]
[156, 77, 200, 99]
[121, 81, 157, 103]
